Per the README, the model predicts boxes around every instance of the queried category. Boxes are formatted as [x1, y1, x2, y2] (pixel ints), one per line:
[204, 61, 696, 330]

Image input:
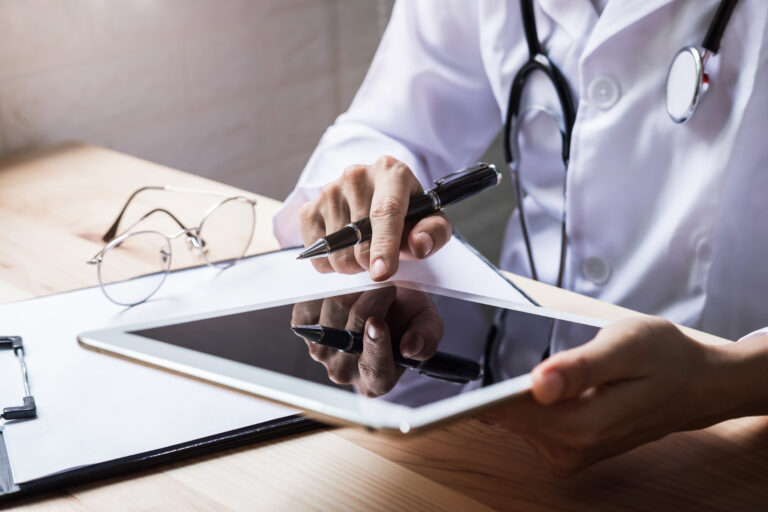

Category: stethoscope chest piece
[665, 46, 708, 124]
[664, 0, 741, 123]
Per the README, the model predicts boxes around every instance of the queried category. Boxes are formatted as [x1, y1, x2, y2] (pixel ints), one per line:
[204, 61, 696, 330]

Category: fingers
[341, 166, 375, 270]
[481, 317, 701, 477]
[531, 318, 658, 405]
[398, 299, 443, 360]
[298, 202, 332, 274]
[368, 158, 422, 281]
[297, 156, 430, 279]
[319, 182, 363, 275]
[486, 376, 668, 476]
[385, 289, 443, 360]
[313, 295, 361, 384]
[298, 165, 371, 275]
[291, 299, 322, 327]
[324, 351, 359, 385]
[292, 299, 326, 359]
[405, 213, 452, 260]
[357, 318, 400, 397]
[304, 338, 334, 365]
[346, 287, 396, 333]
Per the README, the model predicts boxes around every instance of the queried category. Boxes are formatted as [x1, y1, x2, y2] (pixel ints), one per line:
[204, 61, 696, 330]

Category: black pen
[291, 324, 483, 384]
[297, 163, 501, 259]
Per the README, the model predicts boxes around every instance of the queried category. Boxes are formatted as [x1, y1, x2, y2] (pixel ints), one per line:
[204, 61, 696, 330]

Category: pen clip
[433, 163, 492, 186]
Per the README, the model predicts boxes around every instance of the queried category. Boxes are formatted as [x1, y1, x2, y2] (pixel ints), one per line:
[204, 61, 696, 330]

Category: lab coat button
[588, 76, 620, 110]
[582, 256, 611, 285]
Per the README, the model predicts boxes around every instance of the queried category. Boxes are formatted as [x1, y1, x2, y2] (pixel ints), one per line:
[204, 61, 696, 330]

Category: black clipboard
[0, 415, 321, 502]
[0, 236, 532, 503]
[0, 246, 325, 503]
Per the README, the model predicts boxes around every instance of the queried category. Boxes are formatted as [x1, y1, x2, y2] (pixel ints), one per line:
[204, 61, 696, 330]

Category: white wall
[0, 0, 392, 200]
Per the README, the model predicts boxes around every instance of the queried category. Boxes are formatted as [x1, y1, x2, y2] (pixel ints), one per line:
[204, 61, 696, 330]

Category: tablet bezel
[77, 280, 608, 434]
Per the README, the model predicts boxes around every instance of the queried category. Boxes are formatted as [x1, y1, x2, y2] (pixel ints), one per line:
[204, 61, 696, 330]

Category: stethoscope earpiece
[665, 46, 709, 124]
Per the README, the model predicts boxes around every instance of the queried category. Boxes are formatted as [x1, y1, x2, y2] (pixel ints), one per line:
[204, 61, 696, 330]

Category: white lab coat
[274, 0, 768, 342]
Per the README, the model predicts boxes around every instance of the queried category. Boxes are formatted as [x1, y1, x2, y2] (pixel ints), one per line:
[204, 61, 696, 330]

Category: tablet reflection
[290, 286, 486, 400]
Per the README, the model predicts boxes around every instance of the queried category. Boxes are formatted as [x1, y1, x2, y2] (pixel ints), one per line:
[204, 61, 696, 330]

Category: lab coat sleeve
[272, 0, 502, 247]
[738, 327, 768, 341]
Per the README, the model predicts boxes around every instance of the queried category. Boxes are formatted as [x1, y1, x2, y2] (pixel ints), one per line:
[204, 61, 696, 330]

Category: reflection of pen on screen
[291, 324, 483, 384]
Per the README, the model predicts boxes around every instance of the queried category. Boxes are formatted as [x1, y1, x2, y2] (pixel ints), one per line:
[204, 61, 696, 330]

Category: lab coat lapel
[535, 0, 598, 44]
[580, 0, 679, 59]
[534, 0, 680, 59]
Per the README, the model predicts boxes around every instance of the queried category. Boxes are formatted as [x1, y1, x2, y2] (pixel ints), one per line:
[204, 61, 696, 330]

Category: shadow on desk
[340, 416, 768, 511]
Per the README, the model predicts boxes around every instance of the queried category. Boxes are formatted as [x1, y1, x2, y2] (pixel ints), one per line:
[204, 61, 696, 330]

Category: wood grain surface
[2, 143, 766, 511]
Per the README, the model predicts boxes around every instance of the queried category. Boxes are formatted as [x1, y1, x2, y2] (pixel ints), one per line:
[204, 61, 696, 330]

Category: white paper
[0, 237, 527, 483]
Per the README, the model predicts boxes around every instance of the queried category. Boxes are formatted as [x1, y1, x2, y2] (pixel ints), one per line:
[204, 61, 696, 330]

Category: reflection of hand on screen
[291, 287, 444, 397]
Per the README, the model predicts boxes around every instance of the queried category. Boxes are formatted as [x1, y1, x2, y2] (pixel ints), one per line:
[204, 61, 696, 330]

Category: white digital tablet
[78, 281, 607, 434]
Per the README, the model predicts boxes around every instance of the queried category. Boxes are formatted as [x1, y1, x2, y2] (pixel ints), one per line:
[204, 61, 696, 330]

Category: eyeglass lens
[98, 231, 172, 306]
[198, 197, 256, 268]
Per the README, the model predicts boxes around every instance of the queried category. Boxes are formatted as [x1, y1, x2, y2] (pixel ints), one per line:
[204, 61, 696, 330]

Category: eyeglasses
[87, 185, 257, 306]
[503, 0, 576, 288]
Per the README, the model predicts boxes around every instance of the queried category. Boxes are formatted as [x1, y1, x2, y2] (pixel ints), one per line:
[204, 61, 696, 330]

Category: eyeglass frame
[503, 0, 577, 289]
[87, 185, 257, 306]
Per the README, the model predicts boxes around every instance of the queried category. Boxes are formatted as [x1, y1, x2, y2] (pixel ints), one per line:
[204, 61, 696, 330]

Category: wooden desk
[2, 144, 767, 511]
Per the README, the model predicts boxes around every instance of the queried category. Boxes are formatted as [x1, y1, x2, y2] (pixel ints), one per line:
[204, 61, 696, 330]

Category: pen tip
[297, 239, 330, 260]
[290, 326, 307, 340]
[291, 325, 322, 342]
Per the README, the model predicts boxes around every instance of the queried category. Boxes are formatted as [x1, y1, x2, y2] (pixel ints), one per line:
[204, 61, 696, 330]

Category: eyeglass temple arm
[102, 186, 168, 242]
[137, 208, 190, 232]
[111, 208, 192, 243]
[88, 208, 191, 265]
[103, 185, 245, 242]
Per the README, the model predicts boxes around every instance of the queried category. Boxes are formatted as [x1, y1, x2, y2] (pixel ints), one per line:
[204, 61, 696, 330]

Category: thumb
[530, 323, 644, 405]
[405, 213, 452, 260]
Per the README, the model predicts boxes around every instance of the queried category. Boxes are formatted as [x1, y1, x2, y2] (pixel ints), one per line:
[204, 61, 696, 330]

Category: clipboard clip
[0, 336, 37, 421]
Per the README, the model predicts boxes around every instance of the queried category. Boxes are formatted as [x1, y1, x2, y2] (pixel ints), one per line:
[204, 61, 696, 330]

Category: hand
[291, 287, 444, 397]
[298, 155, 453, 281]
[481, 317, 723, 477]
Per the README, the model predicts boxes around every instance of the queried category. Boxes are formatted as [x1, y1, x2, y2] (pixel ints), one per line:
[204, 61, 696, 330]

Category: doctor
[273, 0, 768, 475]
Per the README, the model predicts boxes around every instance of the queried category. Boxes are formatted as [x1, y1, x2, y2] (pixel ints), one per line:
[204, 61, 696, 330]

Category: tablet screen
[132, 285, 600, 408]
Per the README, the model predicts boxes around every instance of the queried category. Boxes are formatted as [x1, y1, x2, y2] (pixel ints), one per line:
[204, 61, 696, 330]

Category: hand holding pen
[297, 156, 500, 281]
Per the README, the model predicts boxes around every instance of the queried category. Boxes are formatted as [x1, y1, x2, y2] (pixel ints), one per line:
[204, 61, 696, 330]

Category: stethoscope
[485, 0, 741, 384]
[503, 0, 741, 290]
[666, 0, 741, 123]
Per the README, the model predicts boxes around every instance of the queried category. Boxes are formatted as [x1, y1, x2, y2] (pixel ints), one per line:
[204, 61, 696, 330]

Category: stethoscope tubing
[703, 0, 740, 54]
[503, 1, 575, 289]
[486, 0, 741, 382]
